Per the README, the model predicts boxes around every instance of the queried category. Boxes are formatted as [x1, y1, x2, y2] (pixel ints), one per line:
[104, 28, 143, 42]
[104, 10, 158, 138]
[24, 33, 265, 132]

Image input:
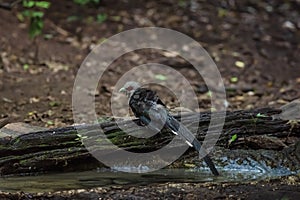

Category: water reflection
[0, 167, 294, 193]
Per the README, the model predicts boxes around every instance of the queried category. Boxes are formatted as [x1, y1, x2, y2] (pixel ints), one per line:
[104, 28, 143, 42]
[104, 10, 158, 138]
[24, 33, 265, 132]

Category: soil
[0, 0, 300, 199]
[0, 176, 299, 200]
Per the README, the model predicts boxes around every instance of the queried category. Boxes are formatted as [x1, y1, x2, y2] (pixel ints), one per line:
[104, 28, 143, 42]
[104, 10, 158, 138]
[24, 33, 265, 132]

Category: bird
[119, 81, 219, 176]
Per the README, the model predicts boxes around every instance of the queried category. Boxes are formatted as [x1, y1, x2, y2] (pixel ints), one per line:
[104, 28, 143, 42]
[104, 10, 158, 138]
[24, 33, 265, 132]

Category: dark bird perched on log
[119, 81, 219, 176]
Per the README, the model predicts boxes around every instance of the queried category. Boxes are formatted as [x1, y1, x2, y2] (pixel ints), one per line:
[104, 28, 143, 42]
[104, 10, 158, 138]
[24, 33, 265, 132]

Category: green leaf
[178, 0, 186, 7]
[228, 134, 238, 145]
[22, 10, 32, 17]
[218, 7, 228, 17]
[17, 12, 25, 22]
[76, 134, 88, 140]
[235, 61, 245, 68]
[23, 64, 29, 70]
[184, 163, 196, 168]
[32, 11, 44, 18]
[22, 10, 44, 18]
[49, 101, 60, 107]
[206, 91, 212, 97]
[112, 15, 121, 21]
[23, 0, 35, 8]
[96, 13, 107, 23]
[256, 113, 267, 118]
[29, 17, 44, 38]
[37, 18, 43, 27]
[67, 15, 80, 22]
[231, 134, 237, 142]
[73, 0, 90, 5]
[73, 0, 101, 5]
[47, 120, 54, 125]
[230, 76, 238, 83]
[35, 1, 51, 8]
[155, 74, 167, 81]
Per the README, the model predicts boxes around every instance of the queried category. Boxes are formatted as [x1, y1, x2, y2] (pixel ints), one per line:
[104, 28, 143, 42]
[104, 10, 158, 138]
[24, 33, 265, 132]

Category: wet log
[0, 107, 299, 175]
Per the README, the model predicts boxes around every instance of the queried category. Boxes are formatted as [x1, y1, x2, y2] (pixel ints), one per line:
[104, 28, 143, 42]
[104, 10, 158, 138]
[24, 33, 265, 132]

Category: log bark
[0, 107, 299, 175]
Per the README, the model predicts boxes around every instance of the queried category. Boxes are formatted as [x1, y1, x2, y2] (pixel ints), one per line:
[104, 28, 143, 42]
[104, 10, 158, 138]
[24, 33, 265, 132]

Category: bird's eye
[126, 86, 133, 91]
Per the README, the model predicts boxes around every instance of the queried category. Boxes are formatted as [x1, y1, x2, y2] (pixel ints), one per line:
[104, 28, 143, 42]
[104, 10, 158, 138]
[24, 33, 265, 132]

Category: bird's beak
[119, 87, 126, 93]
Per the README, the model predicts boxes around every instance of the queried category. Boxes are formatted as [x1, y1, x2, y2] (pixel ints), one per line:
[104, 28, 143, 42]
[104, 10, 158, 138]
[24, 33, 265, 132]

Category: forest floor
[0, 0, 299, 199]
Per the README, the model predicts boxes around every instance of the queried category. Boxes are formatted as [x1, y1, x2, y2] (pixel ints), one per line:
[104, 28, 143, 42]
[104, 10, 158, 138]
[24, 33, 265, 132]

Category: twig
[0, 0, 22, 10]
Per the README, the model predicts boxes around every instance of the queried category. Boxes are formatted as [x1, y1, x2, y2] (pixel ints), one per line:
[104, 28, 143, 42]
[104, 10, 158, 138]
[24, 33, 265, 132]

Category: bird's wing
[129, 88, 165, 128]
[139, 104, 168, 132]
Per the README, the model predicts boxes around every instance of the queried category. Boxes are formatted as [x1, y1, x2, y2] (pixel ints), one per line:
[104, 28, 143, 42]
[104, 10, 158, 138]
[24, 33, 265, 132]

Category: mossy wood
[0, 108, 299, 175]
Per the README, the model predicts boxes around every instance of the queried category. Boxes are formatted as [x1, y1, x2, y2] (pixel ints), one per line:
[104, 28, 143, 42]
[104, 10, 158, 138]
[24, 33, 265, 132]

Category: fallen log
[0, 107, 299, 175]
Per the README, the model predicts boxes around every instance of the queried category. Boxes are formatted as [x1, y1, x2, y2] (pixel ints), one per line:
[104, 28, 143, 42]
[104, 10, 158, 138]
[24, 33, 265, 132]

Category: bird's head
[119, 81, 141, 97]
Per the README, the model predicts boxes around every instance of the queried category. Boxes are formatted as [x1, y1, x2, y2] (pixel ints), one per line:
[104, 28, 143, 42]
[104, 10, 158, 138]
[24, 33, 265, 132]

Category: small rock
[272, 99, 300, 120]
[282, 21, 296, 30]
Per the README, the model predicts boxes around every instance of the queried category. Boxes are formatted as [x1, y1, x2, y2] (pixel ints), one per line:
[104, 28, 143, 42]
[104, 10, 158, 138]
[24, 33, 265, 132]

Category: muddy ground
[0, 0, 300, 199]
[0, 175, 299, 200]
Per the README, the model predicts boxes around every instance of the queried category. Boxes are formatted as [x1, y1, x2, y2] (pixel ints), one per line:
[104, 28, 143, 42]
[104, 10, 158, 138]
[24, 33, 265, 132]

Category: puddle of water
[0, 167, 294, 193]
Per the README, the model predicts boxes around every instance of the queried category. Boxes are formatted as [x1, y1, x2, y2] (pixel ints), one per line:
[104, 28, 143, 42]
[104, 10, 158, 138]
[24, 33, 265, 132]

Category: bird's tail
[167, 116, 219, 176]
[191, 137, 219, 176]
